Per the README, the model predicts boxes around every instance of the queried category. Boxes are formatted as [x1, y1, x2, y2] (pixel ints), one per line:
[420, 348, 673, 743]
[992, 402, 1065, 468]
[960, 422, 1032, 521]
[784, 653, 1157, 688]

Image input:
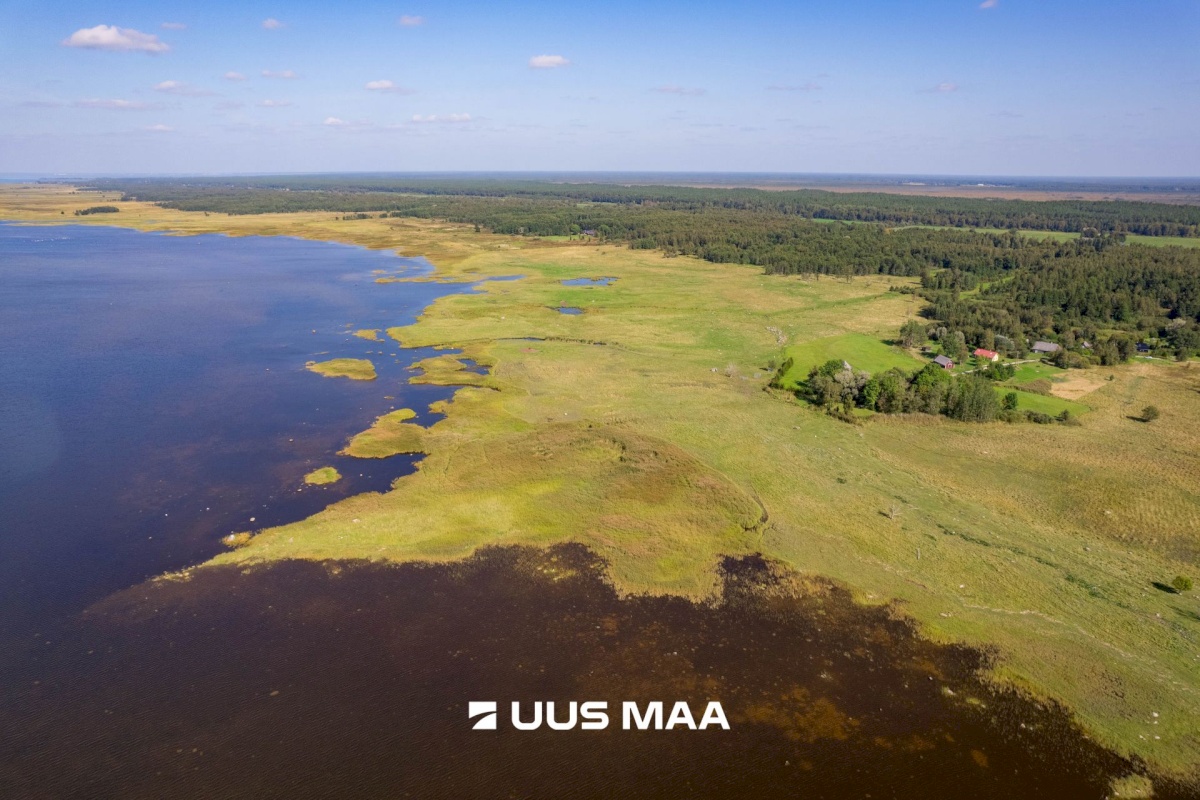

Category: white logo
[469, 700, 729, 731]
[468, 701, 498, 730]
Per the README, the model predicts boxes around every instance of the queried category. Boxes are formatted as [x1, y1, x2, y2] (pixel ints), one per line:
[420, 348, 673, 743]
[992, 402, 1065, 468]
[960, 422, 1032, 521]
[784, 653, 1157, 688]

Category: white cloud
[931, 82, 959, 93]
[398, 15, 424, 26]
[979, 0, 998, 8]
[144, 123, 174, 132]
[365, 79, 416, 94]
[411, 113, 470, 124]
[75, 98, 152, 110]
[262, 69, 298, 79]
[61, 25, 170, 54]
[214, 101, 245, 111]
[324, 117, 347, 126]
[653, 85, 706, 96]
[262, 18, 284, 30]
[258, 99, 292, 107]
[767, 83, 821, 92]
[161, 22, 187, 30]
[223, 71, 247, 81]
[154, 80, 213, 97]
[529, 54, 570, 69]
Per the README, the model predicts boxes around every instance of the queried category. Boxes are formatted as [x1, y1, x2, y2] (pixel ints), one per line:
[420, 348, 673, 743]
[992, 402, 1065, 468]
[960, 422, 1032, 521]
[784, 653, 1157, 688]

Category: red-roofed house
[973, 348, 999, 362]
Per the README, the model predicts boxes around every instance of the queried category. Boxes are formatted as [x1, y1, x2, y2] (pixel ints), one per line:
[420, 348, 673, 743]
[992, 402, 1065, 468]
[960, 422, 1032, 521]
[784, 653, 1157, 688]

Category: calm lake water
[0, 223, 468, 631]
[0, 224, 1176, 798]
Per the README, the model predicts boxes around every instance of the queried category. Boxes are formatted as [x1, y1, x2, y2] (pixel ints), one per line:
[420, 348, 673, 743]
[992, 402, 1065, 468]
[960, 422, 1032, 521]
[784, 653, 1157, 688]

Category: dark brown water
[2, 545, 1162, 799]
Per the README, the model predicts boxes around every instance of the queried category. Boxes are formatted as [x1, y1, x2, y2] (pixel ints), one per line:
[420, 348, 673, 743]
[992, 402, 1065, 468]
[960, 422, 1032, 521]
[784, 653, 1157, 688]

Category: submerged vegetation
[4, 183, 1200, 782]
[304, 466, 342, 485]
[305, 357, 377, 381]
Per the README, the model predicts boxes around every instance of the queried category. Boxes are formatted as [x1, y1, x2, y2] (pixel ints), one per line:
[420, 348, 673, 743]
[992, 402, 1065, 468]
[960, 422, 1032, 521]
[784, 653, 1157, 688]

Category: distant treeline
[84, 177, 1200, 237]
[74, 205, 119, 215]
[75, 178, 1200, 358]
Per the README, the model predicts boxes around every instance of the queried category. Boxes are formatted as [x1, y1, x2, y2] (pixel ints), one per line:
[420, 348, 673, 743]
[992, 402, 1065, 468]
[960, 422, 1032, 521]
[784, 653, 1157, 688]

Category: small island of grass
[354, 329, 382, 341]
[303, 466, 342, 485]
[306, 357, 377, 381]
[341, 408, 426, 457]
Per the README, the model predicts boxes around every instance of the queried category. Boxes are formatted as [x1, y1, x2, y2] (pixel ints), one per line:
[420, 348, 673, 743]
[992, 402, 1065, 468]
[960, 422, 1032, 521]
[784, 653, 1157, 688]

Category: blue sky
[1, 0, 1197, 176]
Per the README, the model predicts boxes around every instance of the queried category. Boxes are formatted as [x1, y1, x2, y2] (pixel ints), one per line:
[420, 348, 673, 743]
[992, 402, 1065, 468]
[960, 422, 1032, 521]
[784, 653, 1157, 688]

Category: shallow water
[0, 223, 470, 633]
[1, 546, 1145, 799]
[562, 277, 616, 286]
[556, 306, 584, 314]
[0, 224, 1177, 798]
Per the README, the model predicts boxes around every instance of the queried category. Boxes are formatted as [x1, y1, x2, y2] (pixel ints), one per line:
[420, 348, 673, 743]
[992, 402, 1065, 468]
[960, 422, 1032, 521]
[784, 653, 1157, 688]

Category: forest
[76, 177, 1200, 358]
[799, 358, 1071, 425]
[85, 176, 1200, 236]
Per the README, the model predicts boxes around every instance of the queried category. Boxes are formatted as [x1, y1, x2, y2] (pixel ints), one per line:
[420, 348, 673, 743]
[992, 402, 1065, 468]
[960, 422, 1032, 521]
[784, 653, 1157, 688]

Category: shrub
[1142, 405, 1160, 422]
[1172, 575, 1193, 593]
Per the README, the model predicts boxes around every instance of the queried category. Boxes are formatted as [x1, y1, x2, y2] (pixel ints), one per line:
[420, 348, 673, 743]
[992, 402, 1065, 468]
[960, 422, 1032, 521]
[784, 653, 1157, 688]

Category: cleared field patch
[780, 332, 926, 387]
[999, 387, 1088, 417]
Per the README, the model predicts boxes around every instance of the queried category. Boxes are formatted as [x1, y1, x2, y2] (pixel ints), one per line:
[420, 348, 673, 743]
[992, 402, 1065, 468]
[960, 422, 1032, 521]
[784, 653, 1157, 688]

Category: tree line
[81, 177, 1200, 237]
[801, 359, 1075, 425]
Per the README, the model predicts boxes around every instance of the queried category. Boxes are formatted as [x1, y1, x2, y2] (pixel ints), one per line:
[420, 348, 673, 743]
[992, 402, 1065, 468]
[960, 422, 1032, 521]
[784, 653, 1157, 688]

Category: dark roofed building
[933, 355, 954, 370]
[1031, 341, 1061, 354]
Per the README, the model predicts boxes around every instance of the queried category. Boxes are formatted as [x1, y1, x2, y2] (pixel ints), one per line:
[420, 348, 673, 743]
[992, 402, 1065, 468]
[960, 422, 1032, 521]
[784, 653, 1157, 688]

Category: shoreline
[3, 185, 1199, 785]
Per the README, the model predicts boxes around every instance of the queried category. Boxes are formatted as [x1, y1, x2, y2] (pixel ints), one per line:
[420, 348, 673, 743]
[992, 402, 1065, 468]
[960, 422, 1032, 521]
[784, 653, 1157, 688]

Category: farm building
[933, 355, 955, 370]
[1032, 341, 1061, 354]
[973, 348, 999, 362]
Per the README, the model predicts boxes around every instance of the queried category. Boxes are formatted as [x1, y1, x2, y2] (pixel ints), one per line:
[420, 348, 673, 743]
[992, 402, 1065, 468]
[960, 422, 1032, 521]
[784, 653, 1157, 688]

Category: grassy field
[4, 185, 1199, 781]
[779, 332, 927, 386]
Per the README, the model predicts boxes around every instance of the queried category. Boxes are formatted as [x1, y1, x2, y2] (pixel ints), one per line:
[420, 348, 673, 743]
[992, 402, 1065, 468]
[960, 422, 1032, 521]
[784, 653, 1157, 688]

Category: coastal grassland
[341, 408, 425, 457]
[5, 184, 1199, 778]
[0, 183, 539, 269]
[408, 353, 494, 387]
[304, 467, 341, 485]
[306, 358, 377, 381]
[236, 240, 1199, 778]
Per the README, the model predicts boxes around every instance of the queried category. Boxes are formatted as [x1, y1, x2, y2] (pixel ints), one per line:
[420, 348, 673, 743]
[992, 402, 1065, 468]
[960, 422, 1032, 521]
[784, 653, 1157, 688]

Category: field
[3, 184, 1199, 781]
[778, 332, 927, 386]
[900, 223, 1200, 248]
